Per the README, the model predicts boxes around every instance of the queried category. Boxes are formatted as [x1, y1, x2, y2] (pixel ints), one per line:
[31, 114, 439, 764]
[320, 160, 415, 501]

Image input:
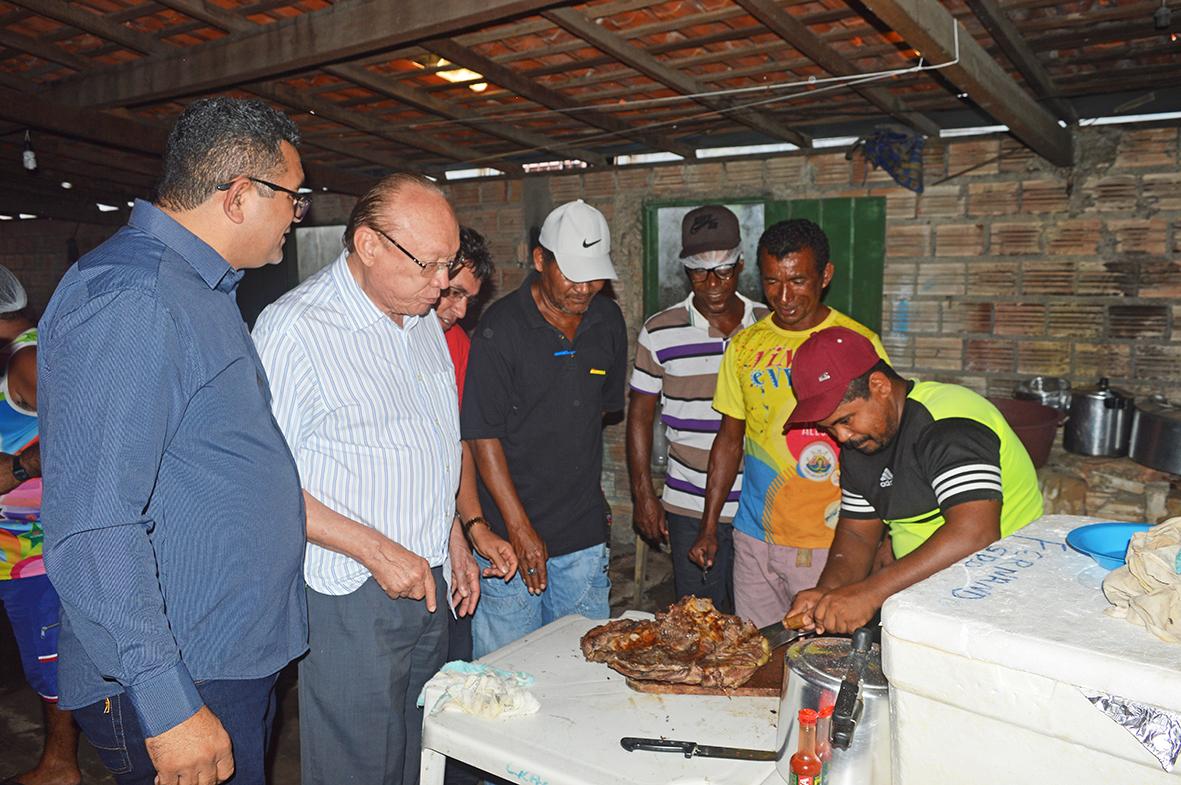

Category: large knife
[758, 611, 809, 649]
[621, 737, 777, 761]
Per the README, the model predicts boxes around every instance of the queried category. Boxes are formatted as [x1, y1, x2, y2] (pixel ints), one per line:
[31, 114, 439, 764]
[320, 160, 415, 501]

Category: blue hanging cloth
[852, 126, 926, 193]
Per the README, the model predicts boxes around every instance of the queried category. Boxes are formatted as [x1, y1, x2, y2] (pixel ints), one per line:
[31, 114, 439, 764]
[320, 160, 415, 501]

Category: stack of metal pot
[1130, 395, 1181, 475]
[1063, 377, 1134, 457]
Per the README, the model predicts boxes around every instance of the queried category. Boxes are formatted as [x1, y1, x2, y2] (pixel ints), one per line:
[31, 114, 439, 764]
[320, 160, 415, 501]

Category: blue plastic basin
[1065, 522, 1152, 570]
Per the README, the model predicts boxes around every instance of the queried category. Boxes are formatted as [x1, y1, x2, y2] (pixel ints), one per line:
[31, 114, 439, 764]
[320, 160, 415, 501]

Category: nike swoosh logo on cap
[582, 238, 601, 248]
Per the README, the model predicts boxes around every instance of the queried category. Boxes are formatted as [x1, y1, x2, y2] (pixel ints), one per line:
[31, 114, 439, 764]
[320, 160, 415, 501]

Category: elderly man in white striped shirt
[253, 173, 486, 785]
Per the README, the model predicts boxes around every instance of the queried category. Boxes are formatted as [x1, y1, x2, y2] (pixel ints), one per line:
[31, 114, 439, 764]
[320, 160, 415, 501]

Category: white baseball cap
[538, 199, 617, 282]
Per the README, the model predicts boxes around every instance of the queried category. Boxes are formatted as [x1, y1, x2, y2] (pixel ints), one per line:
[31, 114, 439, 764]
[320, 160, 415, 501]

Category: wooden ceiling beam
[148, 3, 609, 167]
[0, 86, 372, 195]
[0, 147, 155, 196]
[543, 7, 811, 148]
[458, 0, 654, 46]
[734, 0, 940, 137]
[0, 85, 168, 156]
[248, 81, 517, 172]
[861, 0, 1073, 166]
[151, 0, 254, 32]
[965, 0, 1076, 123]
[0, 27, 89, 70]
[43, 0, 580, 108]
[484, 3, 858, 68]
[325, 65, 609, 167]
[300, 136, 413, 178]
[1029, 15, 1181, 51]
[5, 0, 169, 56]
[426, 38, 696, 158]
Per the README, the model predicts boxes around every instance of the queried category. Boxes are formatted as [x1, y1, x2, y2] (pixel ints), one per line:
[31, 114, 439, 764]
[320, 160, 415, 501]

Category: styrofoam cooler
[882, 514, 1181, 783]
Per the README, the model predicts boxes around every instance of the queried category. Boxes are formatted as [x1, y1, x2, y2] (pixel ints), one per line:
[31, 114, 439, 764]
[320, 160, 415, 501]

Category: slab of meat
[580, 597, 771, 688]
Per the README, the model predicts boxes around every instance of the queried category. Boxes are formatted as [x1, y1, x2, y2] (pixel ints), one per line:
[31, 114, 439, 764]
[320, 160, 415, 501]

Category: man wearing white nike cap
[462, 199, 627, 657]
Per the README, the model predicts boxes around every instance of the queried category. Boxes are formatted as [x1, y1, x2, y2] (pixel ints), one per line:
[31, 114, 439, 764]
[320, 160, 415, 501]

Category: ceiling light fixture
[1155, 0, 1171, 28]
[22, 130, 36, 172]
[413, 54, 487, 92]
[61, 181, 72, 189]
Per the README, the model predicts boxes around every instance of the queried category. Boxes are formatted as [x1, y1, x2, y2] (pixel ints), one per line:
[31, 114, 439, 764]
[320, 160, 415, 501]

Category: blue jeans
[72, 674, 279, 785]
[472, 542, 610, 659]
[667, 514, 735, 614]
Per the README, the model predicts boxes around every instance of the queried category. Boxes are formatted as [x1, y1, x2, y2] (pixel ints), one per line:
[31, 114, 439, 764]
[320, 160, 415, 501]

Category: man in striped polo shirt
[628, 205, 768, 613]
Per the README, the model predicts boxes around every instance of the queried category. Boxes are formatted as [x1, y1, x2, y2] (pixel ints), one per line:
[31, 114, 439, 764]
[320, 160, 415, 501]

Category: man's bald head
[343, 173, 455, 254]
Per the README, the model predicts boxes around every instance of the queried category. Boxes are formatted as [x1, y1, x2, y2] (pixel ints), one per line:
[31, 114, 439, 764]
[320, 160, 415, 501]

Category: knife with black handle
[620, 737, 777, 761]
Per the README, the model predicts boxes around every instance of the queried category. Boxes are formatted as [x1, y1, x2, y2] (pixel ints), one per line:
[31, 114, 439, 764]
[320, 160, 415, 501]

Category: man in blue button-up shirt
[38, 98, 309, 785]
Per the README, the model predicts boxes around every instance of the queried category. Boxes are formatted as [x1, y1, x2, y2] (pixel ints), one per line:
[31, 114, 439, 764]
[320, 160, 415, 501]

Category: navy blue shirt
[38, 201, 307, 736]
[460, 272, 627, 557]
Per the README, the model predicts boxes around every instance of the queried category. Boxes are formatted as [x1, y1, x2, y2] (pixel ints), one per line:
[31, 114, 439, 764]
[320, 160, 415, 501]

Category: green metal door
[764, 196, 886, 334]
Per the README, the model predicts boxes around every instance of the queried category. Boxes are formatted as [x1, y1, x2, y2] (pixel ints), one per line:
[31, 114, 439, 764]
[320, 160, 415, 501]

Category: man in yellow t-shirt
[692, 219, 887, 627]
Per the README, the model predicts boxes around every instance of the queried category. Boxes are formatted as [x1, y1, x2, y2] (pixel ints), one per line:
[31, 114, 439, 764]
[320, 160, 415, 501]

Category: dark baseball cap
[788, 327, 881, 424]
[680, 205, 740, 258]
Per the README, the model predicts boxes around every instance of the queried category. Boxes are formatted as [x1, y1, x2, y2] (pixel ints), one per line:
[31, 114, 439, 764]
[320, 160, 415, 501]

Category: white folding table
[419, 612, 786, 785]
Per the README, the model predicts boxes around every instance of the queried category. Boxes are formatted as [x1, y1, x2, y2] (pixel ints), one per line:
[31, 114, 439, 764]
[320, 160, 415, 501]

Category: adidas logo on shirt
[879, 468, 894, 488]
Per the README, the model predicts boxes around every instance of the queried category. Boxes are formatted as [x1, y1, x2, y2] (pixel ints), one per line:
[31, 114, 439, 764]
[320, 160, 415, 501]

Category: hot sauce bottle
[789, 708, 823, 785]
[816, 704, 834, 778]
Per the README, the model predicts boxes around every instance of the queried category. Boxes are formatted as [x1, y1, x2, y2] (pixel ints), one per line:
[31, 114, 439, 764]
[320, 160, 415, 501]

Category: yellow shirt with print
[713, 310, 888, 548]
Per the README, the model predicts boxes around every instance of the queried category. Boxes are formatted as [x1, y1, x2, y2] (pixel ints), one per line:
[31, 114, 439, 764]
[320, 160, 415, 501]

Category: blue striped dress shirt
[37, 201, 308, 737]
[253, 250, 460, 596]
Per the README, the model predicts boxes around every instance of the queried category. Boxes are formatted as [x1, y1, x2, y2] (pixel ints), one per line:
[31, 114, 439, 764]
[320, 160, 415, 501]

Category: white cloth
[253, 250, 461, 595]
[1103, 516, 1181, 643]
[418, 661, 540, 718]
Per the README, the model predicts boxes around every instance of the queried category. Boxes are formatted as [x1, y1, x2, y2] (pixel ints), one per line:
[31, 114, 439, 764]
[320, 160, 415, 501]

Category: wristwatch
[11, 452, 29, 483]
[461, 515, 488, 536]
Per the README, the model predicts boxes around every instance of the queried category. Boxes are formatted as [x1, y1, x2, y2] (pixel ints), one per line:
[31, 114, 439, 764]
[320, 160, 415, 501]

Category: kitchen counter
[419, 611, 786, 785]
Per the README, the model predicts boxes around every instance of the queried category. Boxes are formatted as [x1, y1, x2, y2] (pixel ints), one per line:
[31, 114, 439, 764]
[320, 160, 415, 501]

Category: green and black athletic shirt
[838, 381, 1043, 558]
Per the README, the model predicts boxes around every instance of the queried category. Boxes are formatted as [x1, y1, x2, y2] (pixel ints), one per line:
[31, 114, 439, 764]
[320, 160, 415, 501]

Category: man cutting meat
[785, 326, 1043, 633]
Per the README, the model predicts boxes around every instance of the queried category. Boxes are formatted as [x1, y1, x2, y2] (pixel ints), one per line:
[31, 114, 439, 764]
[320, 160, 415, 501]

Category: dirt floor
[0, 533, 676, 784]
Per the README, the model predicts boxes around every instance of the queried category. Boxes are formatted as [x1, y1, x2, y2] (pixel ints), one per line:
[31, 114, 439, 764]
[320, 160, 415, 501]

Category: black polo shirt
[461, 272, 628, 557]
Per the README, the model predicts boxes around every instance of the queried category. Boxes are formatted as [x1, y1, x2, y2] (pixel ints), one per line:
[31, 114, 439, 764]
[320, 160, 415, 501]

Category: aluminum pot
[1063, 377, 1134, 457]
[775, 634, 891, 785]
[1130, 396, 1181, 475]
[1014, 376, 1072, 412]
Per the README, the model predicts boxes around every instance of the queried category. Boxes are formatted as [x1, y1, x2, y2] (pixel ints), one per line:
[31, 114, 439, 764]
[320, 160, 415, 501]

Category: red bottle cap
[818, 705, 834, 718]
[798, 708, 818, 724]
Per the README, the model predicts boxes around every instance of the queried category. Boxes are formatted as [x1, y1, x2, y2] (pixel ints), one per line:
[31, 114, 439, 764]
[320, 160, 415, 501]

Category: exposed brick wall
[2, 125, 1178, 537]
[0, 221, 116, 316]
[439, 124, 1181, 540]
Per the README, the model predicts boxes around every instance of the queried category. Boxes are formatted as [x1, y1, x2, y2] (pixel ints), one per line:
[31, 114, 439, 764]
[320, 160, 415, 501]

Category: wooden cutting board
[624, 644, 788, 697]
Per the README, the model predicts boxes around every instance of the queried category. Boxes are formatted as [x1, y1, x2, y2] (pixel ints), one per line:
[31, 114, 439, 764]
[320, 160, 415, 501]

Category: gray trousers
[300, 570, 449, 785]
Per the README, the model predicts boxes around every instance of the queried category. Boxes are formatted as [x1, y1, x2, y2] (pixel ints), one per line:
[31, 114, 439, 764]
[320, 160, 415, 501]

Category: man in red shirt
[439, 227, 493, 404]
[436, 226, 512, 785]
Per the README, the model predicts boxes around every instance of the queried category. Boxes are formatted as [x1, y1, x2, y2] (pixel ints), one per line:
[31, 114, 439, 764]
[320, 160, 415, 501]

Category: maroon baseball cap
[788, 326, 881, 424]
